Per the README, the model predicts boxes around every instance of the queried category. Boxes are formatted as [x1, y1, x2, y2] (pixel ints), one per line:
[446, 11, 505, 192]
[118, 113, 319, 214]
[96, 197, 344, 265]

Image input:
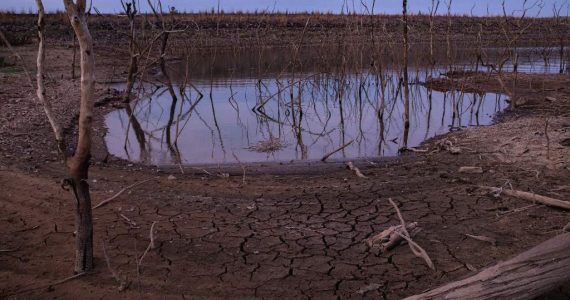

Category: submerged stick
[321, 140, 354, 162]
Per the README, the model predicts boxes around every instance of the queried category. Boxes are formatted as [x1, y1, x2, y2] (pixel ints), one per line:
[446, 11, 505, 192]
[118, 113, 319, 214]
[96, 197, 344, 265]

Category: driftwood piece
[346, 162, 367, 178]
[480, 186, 570, 210]
[399, 147, 429, 154]
[365, 222, 420, 251]
[389, 198, 435, 270]
[403, 233, 570, 300]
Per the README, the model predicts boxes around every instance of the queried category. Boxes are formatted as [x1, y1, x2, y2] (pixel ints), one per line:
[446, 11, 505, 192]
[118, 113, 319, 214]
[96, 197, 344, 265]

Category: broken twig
[465, 234, 497, 246]
[365, 222, 420, 251]
[138, 221, 158, 266]
[94, 178, 153, 209]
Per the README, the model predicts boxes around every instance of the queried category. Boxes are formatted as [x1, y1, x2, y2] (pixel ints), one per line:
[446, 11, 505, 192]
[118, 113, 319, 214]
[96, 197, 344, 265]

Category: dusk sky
[0, 0, 563, 17]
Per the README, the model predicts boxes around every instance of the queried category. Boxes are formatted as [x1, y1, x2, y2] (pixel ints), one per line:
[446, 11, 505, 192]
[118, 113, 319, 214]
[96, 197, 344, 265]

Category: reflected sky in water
[104, 73, 505, 165]
[104, 47, 564, 165]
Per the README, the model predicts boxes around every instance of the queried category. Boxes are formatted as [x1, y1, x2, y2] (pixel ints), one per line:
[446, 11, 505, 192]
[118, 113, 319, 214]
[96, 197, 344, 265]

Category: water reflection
[105, 71, 506, 165]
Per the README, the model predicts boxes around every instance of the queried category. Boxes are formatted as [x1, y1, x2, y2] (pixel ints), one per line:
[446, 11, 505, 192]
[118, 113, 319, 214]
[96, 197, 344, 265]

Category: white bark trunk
[62, 0, 95, 273]
[404, 233, 570, 300]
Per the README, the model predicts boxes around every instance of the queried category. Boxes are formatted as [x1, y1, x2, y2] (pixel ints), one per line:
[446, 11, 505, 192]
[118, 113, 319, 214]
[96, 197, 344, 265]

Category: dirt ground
[1, 36, 570, 299]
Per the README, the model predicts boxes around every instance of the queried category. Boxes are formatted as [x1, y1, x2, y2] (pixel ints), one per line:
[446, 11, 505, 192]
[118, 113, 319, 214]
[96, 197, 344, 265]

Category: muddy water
[104, 48, 561, 165]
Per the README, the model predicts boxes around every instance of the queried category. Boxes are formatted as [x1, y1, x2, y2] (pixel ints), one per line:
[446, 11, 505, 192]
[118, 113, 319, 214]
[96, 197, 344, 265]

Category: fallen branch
[480, 186, 570, 210]
[364, 222, 420, 251]
[138, 221, 158, 267]
[465, 234, 497, 246]
[94, 178, 153, 209]
[321, 140, 354, 162]
[404, 233, 570, 300]
[346, 161, 367, 179]
[498, 204, 538, 216]
[389, 198, 435, 270]
[399, 147, 429, 154]
[119, 214, 138, 228]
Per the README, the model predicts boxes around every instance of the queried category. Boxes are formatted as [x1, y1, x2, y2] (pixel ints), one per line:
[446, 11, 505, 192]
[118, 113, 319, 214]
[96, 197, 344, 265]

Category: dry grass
[247, 137, 286, 153]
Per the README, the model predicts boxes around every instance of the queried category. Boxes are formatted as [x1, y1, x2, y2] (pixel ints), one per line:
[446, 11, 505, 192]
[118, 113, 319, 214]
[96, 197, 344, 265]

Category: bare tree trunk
[36, 0, 65, 154]
[402, 0, 410, 147]
[68, 159, 94, 273]
[122, 0, 138, 103]
[71, 37, 77, 79]
[63, 0, 95, 273]
[404, 233, 570, 300]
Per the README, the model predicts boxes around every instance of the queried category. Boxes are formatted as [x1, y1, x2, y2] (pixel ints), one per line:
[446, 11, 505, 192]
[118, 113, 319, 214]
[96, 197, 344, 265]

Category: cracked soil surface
[1, 38, 570, 299]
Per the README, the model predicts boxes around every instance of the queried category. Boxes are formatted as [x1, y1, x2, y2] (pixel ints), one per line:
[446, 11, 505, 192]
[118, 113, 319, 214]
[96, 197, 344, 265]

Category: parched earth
[1, 44, 570, 299]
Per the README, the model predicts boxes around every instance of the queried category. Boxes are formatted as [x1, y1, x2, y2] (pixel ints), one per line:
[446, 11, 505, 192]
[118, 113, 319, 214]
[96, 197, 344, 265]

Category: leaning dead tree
[35, 0, 65, 154]
[404, 233, 570, 300]
[35, 0, 96, 273]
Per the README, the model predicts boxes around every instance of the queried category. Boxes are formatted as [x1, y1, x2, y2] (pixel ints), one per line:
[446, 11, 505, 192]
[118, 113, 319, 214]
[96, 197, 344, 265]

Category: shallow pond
[104, 47, 562, 165]
[105, 73, 506, 165]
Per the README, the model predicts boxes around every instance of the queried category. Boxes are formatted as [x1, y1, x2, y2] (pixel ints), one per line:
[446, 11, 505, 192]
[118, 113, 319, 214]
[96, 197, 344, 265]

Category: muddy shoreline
[1, 22, 570, 300]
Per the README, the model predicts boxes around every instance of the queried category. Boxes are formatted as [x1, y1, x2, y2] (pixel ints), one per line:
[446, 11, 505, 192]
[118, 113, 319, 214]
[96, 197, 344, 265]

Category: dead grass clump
[247, 137, 285, 153]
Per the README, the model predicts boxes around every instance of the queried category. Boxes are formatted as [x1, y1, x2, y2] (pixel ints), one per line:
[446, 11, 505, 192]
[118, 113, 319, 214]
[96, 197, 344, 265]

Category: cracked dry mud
[1, 149, 569, 299]
[1, 46, 570, 299]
